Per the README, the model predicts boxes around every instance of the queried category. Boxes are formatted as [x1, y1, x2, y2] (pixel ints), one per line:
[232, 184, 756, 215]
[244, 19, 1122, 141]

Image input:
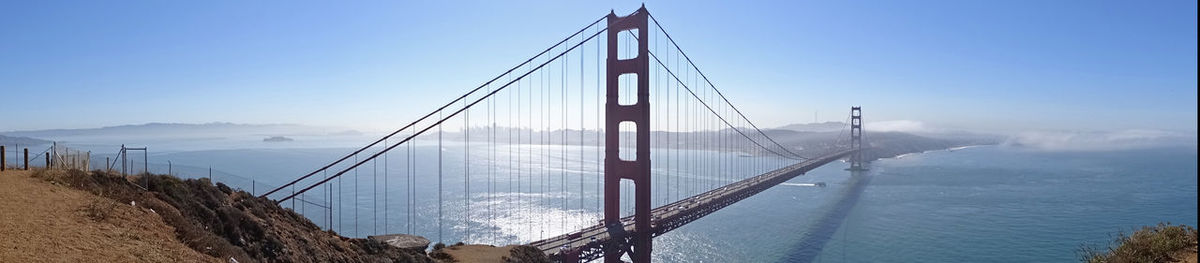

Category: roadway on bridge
[530, 149, 857, 260]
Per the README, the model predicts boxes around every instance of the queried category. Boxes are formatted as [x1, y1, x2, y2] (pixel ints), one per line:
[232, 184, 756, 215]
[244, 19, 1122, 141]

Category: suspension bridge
[258, 6, 868, 263]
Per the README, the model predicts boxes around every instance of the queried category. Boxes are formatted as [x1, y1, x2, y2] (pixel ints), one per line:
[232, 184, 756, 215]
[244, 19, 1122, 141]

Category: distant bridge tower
[603, 6, 652, 263]
[847, 106, 868, 171]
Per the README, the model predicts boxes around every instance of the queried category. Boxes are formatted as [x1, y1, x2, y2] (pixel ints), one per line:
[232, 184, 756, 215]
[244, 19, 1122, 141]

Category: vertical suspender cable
[542, 53, 549, 238]
[405, 129, 411, 234]
[509, 73, 515, 242]
[662, 29, 670, 205]
[486, 83, 492, 242]
[438, 110, 443, 243]
[516, 66, 522, 241]
[373, 150, 377, 235]
[673, 44, 679, 202]
[384, 139, 388, 234]
[338, 158, 343, 233]
[465, 100, 471, 242]
[579, 29, 586, 227]
[657, 27, 667, 207]
[595, 24, 602, 217]
[354, 154, 358, 237]
[562, 38, 568, 233]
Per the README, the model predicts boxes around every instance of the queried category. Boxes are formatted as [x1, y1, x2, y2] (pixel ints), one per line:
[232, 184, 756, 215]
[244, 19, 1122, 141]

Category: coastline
[883, 144, 994, 160]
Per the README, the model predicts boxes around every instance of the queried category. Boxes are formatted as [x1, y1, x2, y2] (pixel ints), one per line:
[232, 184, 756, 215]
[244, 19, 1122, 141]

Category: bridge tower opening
[847, 106, 868, 171]
[603, 6, 652, 263]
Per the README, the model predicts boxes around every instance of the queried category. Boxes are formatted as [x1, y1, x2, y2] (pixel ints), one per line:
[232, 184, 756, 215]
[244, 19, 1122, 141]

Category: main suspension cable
[646, 13, 809, 160]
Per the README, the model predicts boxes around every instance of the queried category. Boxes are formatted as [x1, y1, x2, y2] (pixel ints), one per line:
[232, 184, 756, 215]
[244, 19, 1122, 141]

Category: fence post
[2, 145, 6, 171]
[24, 148, 29, 170]
[45, 152, 50, 167]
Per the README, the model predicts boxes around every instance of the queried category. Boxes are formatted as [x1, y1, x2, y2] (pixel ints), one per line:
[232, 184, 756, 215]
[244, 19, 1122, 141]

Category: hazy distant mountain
[777, 122, 847, 133]
[1, 122, 360, 139]
[0, 135, 51, 145]
[428, 124, 999, 161]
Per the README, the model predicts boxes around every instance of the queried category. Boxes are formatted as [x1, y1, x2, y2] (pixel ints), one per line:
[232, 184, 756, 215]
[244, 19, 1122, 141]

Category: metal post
[142, 151, 147, 188]
[168, 161, 172, 176]
[604, 6, 651, 263]
[24, 148, 29, 170]
[2, 145, 6, 171]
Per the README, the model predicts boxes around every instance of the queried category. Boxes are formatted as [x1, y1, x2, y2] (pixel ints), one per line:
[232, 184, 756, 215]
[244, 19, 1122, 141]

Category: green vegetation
[505, 245, 552, 263]
[1079, 223, 1198, 263]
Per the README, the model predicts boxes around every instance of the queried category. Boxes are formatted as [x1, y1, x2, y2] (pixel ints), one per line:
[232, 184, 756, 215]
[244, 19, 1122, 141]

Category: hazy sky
[2, 1, 1196, 133]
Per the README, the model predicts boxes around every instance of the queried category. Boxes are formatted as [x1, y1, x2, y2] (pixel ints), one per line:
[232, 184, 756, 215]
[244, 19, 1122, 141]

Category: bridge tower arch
[848, 106, 868, 171]
[604, 6, 652, 263]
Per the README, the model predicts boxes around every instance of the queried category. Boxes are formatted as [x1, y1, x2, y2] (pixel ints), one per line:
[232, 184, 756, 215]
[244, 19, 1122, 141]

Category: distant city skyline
[2, 1, 1195, 134]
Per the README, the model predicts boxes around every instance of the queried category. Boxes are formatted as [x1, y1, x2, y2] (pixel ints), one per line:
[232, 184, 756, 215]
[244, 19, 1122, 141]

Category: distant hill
[1, 122, 359, 139]
[0, 135, 51, 146]
[434, 125, 998, 161]
[777, 122, 846, 133]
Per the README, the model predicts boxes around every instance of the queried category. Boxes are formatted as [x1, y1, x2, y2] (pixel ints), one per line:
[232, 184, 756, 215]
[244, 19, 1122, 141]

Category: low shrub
[1079, 223, 1198, 263]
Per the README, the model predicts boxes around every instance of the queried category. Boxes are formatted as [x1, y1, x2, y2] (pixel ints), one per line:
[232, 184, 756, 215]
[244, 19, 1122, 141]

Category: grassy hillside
[0, 170, 217, 262]
[1079, 223, 1198, 263]
[30, 168, 432, 262]
[18, 168, 549, 262]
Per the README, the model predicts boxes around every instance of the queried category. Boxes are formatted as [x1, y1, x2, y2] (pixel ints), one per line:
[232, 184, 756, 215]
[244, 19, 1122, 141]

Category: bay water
[25, 137, 1197, 262]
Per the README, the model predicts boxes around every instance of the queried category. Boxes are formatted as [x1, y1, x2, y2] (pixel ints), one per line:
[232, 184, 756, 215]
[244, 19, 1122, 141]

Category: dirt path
[1176, 248, 1198, 263]
[440, 244, 518, 263]
[0, 170, 217, 262]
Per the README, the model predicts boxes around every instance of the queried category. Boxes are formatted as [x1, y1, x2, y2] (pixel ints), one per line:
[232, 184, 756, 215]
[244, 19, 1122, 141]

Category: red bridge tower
[604, 6, 652, 263]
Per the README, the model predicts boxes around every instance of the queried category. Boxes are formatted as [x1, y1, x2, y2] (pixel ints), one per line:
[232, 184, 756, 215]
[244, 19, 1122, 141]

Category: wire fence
[1, 143, 54, 171]
[1, 142, 334, 230]
[52, 143, 90, 171]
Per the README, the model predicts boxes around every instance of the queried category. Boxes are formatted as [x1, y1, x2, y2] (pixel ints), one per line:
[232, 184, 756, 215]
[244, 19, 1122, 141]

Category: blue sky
[2, 1, 1195, 134]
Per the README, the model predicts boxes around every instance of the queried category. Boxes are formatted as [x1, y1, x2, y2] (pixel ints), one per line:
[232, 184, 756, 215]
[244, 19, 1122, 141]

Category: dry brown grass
[25, 168, 436, 263]
[433, 243, 549, 263]
[6, 168, 544, 262]
[1080, 223, 1199, 263]
[0, 169, 219, 262]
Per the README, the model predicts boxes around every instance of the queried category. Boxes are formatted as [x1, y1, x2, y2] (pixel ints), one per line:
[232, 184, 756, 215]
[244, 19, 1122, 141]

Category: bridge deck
[529, 149, 857, 261]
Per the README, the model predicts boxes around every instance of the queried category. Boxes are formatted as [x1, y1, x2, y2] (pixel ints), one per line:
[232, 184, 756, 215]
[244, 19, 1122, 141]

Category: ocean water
[17, 138, 1196, 262]
[654, 145, 1198, 262]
